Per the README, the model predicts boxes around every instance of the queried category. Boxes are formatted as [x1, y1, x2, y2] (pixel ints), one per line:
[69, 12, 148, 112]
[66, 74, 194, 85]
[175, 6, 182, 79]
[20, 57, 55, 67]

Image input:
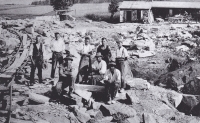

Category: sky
[0, 0, 44, 5]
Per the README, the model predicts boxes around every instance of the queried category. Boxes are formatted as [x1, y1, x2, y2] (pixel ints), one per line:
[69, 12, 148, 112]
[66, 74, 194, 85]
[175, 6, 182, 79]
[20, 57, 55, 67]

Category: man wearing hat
[103, 60, 121, 104]
[29, 35, 44, 86]
[55, 55, 75, 99]
[91, 52, 107, 85]
[50, 32, 65, 82]
[115, 39, 129, 93]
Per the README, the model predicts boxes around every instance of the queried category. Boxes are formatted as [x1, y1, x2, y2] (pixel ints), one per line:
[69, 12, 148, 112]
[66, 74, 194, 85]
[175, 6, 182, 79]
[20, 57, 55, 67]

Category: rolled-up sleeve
[104, 70, 109, 80]
[123, 48, 129, 58]
[99, 61, 107, 74]
[115, 70, 121, 83]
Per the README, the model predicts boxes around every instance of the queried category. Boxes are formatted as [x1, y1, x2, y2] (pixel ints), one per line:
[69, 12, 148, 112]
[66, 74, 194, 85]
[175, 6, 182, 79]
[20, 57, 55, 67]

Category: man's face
[67, 60, 73, 66]
[36, 36, 41, 44]
[102, 39, 106, 46]
[85, 39, 89, 45]
[117, 42, 122, 48]
[110, 65, 115, 72]
[96, 56, 102, 62]
[55, 34, 60, 40]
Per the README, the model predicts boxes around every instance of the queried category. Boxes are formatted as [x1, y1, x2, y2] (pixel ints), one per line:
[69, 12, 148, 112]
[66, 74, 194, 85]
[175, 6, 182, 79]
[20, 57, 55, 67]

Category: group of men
[29, 32, 129, 104]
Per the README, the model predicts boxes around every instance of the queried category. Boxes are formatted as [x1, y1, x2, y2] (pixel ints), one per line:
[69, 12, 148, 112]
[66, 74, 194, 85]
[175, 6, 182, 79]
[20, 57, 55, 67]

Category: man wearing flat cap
[29, 35, 44, 86]
[50, 32, 65, 83]
[55, 55, 75, 99]
[91, 52, 107, 85]
[103, 60, 121, 104]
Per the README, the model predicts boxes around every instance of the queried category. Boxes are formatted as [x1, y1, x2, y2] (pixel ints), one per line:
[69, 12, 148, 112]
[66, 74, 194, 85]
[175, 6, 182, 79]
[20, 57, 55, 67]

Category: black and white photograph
[0, 0, 200, 123]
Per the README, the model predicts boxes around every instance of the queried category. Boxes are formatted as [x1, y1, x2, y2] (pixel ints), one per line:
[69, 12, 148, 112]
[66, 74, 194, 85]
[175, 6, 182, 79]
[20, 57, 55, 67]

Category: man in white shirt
[29, 35, 44, 86]
[77, 36, 94, 83]
[116, 40, 129, 93]
[80, 36, 93, 55]
[116, 40, 129, 59]
[50, 32, 65, 79]
[103, 60, 121, 104]
[91, 52, 107, 85]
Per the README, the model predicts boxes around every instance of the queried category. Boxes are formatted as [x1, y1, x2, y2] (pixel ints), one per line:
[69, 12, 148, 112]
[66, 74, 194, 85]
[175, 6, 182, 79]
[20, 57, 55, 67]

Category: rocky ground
[1, 16, 200, 123]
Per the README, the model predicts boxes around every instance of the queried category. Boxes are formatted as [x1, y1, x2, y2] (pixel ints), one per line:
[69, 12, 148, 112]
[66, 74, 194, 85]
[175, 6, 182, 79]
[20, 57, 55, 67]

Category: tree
[50, 0, 75, 14]
[108, 0, 119, 21]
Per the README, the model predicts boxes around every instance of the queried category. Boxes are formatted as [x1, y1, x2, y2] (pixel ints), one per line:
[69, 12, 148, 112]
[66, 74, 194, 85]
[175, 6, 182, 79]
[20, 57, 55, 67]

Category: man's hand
[29, 56, 35, 66]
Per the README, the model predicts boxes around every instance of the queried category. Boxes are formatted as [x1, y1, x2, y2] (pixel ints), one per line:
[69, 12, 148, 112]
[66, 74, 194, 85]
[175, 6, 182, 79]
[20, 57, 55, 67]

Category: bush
[85, 12, 120, 23]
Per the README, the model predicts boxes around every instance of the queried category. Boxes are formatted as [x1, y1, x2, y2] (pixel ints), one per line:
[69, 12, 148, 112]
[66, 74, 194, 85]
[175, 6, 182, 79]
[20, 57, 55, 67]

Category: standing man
[91, 52, 107, 85]
[55, 55, 75, 99]
[77, 36, 94, 83]
[29, 35, 44, 86]
[50, 32, 65, 81]
[115, 39, 129, 93]
[97, 37, 112, 66]
[103, 60, 121, 104]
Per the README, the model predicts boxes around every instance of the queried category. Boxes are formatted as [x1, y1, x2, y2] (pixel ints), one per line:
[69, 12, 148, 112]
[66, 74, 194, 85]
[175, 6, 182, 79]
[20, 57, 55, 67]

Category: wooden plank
[0, 49, 28, 78]
[7, 49, 28, 70]
[74, 84, 105, 92]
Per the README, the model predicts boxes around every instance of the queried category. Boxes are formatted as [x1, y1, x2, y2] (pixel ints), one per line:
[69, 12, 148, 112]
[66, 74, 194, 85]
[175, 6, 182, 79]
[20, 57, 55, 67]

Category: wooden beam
[74, 84, 105, 92]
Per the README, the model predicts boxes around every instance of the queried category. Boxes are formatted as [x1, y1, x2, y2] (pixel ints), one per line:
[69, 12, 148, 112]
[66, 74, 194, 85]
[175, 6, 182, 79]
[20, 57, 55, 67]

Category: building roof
[119, 1, 151, 10]
[153, 1, 200, 9]
[119, 1, 200, 10]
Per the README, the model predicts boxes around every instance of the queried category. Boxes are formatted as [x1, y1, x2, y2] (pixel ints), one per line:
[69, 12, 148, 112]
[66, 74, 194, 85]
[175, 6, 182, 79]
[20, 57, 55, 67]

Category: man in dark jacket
[29, 35, 44, 86]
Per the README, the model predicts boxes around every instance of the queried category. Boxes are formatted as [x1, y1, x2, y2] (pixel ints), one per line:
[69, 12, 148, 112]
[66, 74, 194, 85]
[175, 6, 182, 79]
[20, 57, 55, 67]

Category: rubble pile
[1, 16, 200, 123]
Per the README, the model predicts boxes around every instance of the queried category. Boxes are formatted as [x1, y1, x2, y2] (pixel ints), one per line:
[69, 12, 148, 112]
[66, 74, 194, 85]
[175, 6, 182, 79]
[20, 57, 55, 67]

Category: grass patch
[85, 12, 120, 23]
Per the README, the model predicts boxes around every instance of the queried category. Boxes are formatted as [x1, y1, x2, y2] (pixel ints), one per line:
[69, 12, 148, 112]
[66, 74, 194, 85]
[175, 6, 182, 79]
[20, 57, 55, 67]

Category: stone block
[100, 103, 136, 117]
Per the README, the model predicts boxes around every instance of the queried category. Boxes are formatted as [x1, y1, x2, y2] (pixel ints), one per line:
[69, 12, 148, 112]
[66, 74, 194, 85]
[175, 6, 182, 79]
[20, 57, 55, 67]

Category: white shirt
[51, 38, 65, 53]
[81, 44, 93, 54]
[116, 46, 129, 58]
[92, 60, 107, 74]
[104, 69, 121, 83]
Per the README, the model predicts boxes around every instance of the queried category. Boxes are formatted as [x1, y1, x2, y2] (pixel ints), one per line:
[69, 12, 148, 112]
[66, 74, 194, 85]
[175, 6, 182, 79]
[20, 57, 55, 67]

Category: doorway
[126, 11, 132, 22]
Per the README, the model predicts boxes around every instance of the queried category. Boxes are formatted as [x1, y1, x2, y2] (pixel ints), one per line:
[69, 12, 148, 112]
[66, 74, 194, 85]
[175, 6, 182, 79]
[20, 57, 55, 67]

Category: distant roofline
[119, 1, 200, 9]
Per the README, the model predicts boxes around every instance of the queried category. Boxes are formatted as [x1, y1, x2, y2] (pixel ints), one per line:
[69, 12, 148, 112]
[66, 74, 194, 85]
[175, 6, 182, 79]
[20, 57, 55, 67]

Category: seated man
[103, 61, 121, 104]
[91, 52, 107, 85]
[55, 56, 75, 100]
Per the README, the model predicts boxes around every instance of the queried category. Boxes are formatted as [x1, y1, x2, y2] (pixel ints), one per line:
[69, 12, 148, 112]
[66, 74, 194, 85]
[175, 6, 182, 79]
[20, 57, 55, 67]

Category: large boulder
[182, 78, 200, 95]
[155, 62, 200, 90]
[177, 94, 200, 115]
[99, 103, 137, 117]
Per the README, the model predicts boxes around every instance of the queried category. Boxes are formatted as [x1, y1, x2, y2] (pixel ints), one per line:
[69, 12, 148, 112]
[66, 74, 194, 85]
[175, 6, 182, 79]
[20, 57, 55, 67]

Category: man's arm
[29, 44, 35, 65]
[103, 70, 109, 81]
[62, 41, 66, 54]
[123, 48, 129, 60]
[59, 65, 67, 77]
[116, 70, 121, 83]
[107, 46, 112, 58]
[99, 61, 107, 74]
